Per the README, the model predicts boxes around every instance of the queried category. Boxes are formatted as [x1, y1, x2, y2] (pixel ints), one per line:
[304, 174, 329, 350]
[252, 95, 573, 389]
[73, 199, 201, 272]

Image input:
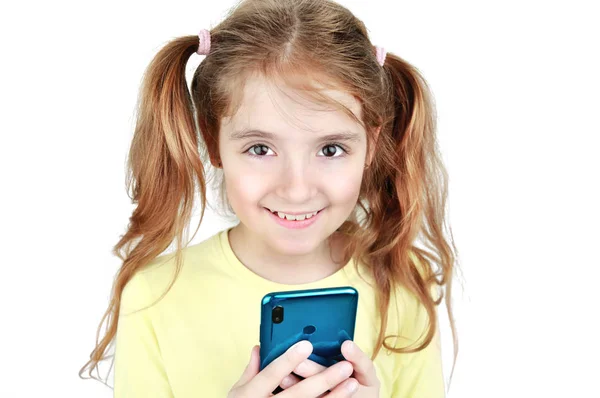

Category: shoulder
[387, 250, 440, 344]
[120, 268, 153, 315]
[402, 250, 441, 304]
[141, 229, 223, 273]
[120, 229, 225, 313]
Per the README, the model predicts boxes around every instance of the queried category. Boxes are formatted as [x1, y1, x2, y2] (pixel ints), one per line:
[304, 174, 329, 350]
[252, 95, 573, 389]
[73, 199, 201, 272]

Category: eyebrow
[228, 128, 362, 143]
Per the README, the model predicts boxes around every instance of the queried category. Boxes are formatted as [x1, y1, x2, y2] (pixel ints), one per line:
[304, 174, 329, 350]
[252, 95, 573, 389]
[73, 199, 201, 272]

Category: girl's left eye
[245, 143, 348, 158]
[318, 144, 347, 158]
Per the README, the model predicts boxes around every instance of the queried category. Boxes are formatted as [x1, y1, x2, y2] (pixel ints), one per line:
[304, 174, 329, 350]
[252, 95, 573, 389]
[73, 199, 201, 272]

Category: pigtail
[364, 52, 460, 383]
[78, 35, 209, 384]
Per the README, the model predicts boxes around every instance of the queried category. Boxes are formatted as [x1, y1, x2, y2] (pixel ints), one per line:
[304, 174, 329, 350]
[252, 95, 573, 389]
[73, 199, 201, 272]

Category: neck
[228, 223, 346, 284]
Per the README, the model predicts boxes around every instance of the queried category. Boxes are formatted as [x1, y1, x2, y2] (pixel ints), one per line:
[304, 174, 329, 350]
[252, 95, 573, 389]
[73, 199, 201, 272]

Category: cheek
[224, 170, 265, 208]
[325, 169, 364, 206]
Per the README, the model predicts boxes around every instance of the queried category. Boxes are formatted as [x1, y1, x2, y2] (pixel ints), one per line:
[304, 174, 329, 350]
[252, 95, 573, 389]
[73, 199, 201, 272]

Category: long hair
[79, 0, 463, 389]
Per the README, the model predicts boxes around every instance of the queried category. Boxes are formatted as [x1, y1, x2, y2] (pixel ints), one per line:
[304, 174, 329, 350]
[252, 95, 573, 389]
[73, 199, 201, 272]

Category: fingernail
[347, 379, 358, 392]
[294, 340, 312, 355]
[346, 340, 354, 353]
[281, 376, 293, 388]
[339, 361, 353, 376]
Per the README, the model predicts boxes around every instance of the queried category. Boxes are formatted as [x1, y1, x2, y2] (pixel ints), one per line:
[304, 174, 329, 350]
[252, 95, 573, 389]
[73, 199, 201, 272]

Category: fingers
[281, 359, 338, 390]
[326, 377, 359, 397]
[278, 360, 354, 397]
[280, 359, 326, 390]
[250, 340, 313, 393]
[279, 373, 302, 389]
[341, 340, 379, 387]
[293, 358, 327, 378]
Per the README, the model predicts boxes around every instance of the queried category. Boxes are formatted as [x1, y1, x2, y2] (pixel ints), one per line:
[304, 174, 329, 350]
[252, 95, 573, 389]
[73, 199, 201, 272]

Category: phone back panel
[259, 286, 358, 370]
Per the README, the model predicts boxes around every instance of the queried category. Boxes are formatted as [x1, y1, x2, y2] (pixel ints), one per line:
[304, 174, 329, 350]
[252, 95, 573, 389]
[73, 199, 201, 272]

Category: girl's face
[219, 74, 370, 257]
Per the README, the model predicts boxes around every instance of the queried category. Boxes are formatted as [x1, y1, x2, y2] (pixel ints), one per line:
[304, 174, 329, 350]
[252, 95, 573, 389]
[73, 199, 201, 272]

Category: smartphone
[259, 286, 358, 371]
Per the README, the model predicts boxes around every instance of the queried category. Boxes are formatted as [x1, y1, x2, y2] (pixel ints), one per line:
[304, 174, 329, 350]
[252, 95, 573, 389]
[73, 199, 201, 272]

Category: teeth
[272, 209, 319, 221]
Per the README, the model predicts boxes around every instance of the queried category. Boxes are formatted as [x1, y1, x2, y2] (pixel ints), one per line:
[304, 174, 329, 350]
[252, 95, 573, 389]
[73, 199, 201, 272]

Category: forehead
[220, 74, 363, 136]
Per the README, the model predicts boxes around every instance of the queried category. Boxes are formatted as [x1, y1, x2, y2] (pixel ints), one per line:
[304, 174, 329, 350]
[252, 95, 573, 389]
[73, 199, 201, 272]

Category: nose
[275, 157, 317, 204]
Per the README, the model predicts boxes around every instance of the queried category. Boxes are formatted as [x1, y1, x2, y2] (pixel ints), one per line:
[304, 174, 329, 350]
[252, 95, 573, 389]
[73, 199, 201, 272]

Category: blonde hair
[79, 0, 462, 390]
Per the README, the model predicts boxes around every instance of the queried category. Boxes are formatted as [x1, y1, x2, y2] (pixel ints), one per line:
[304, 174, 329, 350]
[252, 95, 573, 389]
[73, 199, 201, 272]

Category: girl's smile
[264, 206, 326, 229]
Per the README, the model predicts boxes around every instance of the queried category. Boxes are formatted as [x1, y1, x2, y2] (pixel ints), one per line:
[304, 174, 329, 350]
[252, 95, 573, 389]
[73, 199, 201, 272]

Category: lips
[263, 207, 324, 229]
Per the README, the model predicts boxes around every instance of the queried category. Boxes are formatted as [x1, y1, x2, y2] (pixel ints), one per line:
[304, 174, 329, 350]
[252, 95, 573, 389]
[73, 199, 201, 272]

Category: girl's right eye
[246, 144, 274, 157]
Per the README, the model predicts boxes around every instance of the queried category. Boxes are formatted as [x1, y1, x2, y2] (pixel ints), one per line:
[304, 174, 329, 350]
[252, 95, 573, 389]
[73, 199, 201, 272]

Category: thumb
[236, 345, 260, 386]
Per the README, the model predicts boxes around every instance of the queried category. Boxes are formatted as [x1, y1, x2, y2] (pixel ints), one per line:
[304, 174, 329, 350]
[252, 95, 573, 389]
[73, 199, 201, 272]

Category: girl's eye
[247, 144, 273, 157]
[244, 143, 348, 158]
[318, 144, 347, 158]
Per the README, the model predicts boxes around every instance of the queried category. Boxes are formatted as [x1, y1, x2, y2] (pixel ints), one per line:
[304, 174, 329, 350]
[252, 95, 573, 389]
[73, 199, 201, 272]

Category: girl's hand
[280, 340, 380, 397]
[227, 340, 359, 397]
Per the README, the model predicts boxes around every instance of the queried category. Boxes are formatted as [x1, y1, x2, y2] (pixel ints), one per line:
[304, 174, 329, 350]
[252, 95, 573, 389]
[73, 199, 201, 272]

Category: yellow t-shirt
[113, 227, 445, 397]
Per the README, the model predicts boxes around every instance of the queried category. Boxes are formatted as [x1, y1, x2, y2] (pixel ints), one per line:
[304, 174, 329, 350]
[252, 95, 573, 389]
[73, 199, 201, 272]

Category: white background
[1, 0, 598, 397]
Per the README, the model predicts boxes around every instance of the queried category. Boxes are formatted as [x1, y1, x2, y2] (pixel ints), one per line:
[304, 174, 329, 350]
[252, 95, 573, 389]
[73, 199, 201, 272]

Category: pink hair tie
[197, 28, 211, 55]
[375, 45, 386, 66]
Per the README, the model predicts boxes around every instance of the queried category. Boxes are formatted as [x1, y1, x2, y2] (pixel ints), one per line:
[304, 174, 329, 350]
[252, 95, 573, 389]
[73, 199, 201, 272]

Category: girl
[79, 0, 460, 396]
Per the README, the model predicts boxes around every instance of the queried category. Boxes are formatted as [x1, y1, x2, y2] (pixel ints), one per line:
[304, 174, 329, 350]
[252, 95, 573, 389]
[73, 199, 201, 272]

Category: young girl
[79, 0, 460, 396]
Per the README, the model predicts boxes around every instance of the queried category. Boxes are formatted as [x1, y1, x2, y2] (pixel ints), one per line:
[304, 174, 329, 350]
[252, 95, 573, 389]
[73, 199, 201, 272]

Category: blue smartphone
[259, 286, 358, 371]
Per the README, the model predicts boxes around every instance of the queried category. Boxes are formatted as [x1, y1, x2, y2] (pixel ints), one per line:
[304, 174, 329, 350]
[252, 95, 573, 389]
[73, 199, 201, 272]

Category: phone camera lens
[272, 306, 284, 324]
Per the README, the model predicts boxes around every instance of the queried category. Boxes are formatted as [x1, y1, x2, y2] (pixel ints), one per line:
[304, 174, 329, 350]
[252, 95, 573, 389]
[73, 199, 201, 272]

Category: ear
[366, 125, 381, 167]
